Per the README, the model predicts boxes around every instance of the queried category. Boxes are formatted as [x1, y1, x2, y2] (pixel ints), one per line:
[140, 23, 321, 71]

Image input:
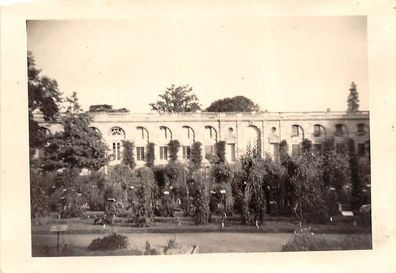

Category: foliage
[348, 139, 363, 210]
[42, 112, 109, 171]
[130, 167, 155, 226]
[49, 168, 86, 218]
[210, 142, 234, 215]
[122, 140, 136, 169]
[358, 157, 371, 204]
[215, 141, 226, 163]
[322, 138, 351, 204]
[283, 227, 372, 251]
[347, 81, 359, 113]
[144, 241, 160, 255]
[188, 170, 210, 224]
[300, 139, 312, 154]
[190, 142, 203, 170]
[28, 51, 62, 153]
[64, 91, 82, 114]
[87, 234, 128, 251]
[89, 104, 129, 113]
[30, 169, 55, 223]
[149, 84, 201, 113]
[146, 142, 155, 168]
[206, 96, 260, 112]
[105, 164, 137, 216]
[168, 140, 181, 161]
[291, 152, 328, 223]
[164, 161, 188, 213]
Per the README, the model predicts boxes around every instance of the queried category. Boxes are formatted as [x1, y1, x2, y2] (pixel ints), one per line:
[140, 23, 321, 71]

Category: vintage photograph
[27, 17, 371, 257]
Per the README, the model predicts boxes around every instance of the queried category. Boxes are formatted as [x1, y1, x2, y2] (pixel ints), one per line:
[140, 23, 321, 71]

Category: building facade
[36, 111, 370, 167]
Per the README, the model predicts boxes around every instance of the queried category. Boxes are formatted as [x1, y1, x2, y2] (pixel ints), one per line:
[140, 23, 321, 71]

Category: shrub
[130, 167, 155, 226]
[122, 140, 136, 169]
[188, 170, 210, 224]
[144, 241, 160, 255]
[190, 142, 202, 170]
[87, 233, 128, 251]
[146, 142, 155, 168]
[168, 140, 181, 161]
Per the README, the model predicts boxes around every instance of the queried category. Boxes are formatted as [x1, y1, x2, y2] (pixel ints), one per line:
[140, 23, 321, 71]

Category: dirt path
[32, 232, 294, 253]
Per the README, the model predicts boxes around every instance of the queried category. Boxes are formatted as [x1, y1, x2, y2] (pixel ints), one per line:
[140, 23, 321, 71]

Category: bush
[188, 170, 210, 224]
[87, 233, 128, 251]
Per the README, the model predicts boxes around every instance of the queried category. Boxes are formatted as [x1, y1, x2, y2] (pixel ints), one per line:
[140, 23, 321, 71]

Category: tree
[149, 84, 201, 113]
[190, 142, 203, 170]
[42, 93, 109, 171]
[28, 51, 62, 153]
[122, 140, 136, 170]
[206, 96, 260, 112]
[168, 140, 181, 161]
[348, 139, 363, 210]
[347, 82, 359, 113]
[89, 104, 129, 113]
[291, 152, 328, 224]
[146, 142, 155, 168]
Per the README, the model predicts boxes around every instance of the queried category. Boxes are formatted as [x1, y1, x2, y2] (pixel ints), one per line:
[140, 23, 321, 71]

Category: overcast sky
[27, 17, 368, 112]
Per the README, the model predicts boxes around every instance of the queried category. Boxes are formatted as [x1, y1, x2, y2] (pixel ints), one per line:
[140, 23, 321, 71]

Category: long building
[35, 110, 370, 167]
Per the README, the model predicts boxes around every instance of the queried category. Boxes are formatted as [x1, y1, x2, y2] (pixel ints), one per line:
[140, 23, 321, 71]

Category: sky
[27, 17, 368, 112]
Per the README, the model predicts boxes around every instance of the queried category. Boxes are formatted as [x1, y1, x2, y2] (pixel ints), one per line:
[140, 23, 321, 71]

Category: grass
[282, 227, 372, 251]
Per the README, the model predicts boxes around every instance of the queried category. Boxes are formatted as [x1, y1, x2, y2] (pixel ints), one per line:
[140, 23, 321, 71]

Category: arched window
[108, 126, 125, 161]
[204, 126, 218, 159]
[335, 124, 347, 137]
[357, 123, 367, 136]
[292, 124, 304, 138]
[182, 126, 195, 159]
[245, 125, 261, 153]
[313, 124, 326, 137]
[159, 126, 172, 160]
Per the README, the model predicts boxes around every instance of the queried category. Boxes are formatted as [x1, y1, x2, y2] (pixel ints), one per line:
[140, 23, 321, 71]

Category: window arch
[245, 125, 261, 153]
[160, 126, 172, 141]
[205, 125, 218, 142]
[335, 124, 348, 137]
[291, 124, 304, 138]
[357, 123, 368, 136]
[136, 126, 149, 143]
[109, 126, 125, 136]
[108, 126, 125, 161]
[313, 124, 326, 137]
[182, 125, 195, 142]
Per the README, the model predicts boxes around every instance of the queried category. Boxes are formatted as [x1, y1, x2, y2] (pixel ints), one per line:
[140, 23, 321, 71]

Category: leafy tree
[146, 143, 155, 168]
[206, 96, 260, 112]
[65, 91, 82, 114]
[122, 140, 136, 170]
[150, 84, 201, 113]
[278, 140, 296, 215]
[190, 142, 203, 170]
[348, 139, 363, 210]
[28, 51, 62, 153]
[130, 167, 155, 226]
[42, 94, 108, 171]
[291, 152, 328, 224]
[89, 104, 129, 113]
[210, 141, 234, 214]
[188, 170, 210, 225]
[168, 140, 181, 161]
[347, 81, 359, 113]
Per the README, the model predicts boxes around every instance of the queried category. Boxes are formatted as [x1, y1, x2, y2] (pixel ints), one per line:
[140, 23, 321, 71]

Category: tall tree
[206, 96, 260, 112]
[347, 82, 359, 113]
[149, 84, 201, 113]
[28, 51, 62, 152]
[42, 93, 109, 171]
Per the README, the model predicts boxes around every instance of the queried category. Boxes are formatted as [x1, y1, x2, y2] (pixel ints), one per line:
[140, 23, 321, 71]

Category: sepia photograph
[26, 16, 372, 257]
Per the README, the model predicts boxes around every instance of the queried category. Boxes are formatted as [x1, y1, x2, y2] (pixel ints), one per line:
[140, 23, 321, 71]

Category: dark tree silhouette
[150, 84, 201, 113]
[347, 82, 359, 113]
[206, 96, 259, 112]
